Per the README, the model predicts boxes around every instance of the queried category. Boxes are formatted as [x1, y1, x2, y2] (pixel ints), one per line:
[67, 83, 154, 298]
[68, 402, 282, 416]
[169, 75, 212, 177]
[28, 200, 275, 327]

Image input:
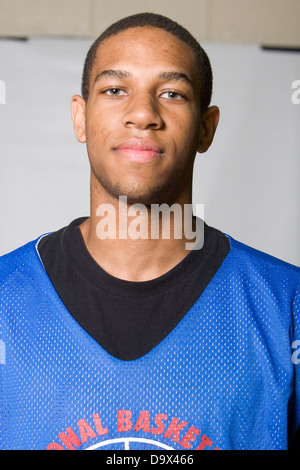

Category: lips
[115, 138, 164, 163]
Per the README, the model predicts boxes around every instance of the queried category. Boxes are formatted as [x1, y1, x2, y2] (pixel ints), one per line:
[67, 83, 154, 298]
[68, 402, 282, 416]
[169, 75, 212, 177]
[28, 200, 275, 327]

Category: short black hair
[81, 12, 213, 112]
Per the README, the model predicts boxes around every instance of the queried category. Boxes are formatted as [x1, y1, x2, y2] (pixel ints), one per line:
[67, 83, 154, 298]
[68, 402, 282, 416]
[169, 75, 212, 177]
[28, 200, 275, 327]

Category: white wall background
[0, 37, 299, 266]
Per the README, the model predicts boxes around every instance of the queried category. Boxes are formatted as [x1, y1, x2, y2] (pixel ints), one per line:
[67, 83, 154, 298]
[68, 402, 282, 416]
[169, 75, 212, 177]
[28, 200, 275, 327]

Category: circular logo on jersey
[86, 437, 175, 450]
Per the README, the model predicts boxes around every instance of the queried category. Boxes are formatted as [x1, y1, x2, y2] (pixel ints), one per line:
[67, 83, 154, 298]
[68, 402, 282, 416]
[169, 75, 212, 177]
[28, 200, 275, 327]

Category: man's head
[81, 12, 213, 113]
[71, 13, 219, 206]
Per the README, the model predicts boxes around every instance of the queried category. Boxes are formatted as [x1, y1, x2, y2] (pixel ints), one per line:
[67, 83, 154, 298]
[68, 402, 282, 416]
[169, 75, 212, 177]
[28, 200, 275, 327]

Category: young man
[0, 13, 299, 451]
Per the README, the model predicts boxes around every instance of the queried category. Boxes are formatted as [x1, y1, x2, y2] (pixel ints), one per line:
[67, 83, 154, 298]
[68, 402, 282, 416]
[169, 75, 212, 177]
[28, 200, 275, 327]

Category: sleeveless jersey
[0, 234, 300, 450]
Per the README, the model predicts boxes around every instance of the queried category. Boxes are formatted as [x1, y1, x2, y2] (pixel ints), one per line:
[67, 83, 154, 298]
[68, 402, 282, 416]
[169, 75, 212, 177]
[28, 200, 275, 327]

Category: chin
[92, 169, 182, 206]
[116, 187, 167, 207]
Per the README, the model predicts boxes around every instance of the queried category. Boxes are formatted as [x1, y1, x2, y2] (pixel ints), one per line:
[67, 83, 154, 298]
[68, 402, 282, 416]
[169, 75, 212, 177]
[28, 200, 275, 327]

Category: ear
[71, 95, 87, 143]
[197, 105, 220, 154]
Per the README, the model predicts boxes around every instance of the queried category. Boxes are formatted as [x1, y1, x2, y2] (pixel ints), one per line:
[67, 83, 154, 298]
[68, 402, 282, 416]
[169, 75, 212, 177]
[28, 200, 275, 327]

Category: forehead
[91, 26, 198, 82]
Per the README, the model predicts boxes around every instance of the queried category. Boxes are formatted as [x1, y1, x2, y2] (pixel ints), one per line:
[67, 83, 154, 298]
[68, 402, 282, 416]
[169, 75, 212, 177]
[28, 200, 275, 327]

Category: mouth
[114, 138, 164, 163]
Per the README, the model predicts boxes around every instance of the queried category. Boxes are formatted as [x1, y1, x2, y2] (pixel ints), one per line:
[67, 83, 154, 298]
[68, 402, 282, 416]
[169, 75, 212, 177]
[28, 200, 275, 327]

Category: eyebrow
[94, 70, 131, 83]
[158, 71, 194, 86]
[94, 69, 194, 86]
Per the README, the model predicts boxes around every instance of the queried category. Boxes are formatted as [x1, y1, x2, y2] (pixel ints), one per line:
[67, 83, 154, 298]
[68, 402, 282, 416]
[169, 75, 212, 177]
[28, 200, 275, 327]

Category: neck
[80, 188, 199, 282]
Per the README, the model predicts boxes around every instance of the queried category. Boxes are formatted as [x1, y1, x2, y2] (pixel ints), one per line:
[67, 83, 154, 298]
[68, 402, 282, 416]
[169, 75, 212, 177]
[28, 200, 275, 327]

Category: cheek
[173, 116, 199, 154]
[86, 111, 108, 146]
[87, 106, 121, 141]
[173, 106, 200, 134]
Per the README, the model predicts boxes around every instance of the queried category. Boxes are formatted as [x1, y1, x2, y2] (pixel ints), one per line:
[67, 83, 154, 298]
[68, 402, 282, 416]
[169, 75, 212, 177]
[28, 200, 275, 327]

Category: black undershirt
[38, 217, 230, 361]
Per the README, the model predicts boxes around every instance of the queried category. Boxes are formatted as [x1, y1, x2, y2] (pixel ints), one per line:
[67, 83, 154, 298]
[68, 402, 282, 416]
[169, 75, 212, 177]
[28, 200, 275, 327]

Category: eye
[105, 88, 127, 97]
[160, 91, 183, 100]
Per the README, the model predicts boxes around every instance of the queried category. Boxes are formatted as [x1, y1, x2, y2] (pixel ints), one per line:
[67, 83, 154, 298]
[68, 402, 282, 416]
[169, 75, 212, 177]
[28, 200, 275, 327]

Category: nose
[122, 93, 163, 130]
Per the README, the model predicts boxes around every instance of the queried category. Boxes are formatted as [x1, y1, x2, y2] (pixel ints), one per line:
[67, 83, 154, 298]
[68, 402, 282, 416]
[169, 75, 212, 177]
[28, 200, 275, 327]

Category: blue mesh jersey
[0, 233, 300, 450]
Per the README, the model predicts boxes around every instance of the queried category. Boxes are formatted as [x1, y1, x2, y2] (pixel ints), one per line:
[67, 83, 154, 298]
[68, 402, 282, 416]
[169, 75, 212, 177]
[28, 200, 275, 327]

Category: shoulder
[227, 234, 300, 271]
[220, 235, 300, 339]
[0, 235, 47, 283]
[225, 234, 300, 290]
